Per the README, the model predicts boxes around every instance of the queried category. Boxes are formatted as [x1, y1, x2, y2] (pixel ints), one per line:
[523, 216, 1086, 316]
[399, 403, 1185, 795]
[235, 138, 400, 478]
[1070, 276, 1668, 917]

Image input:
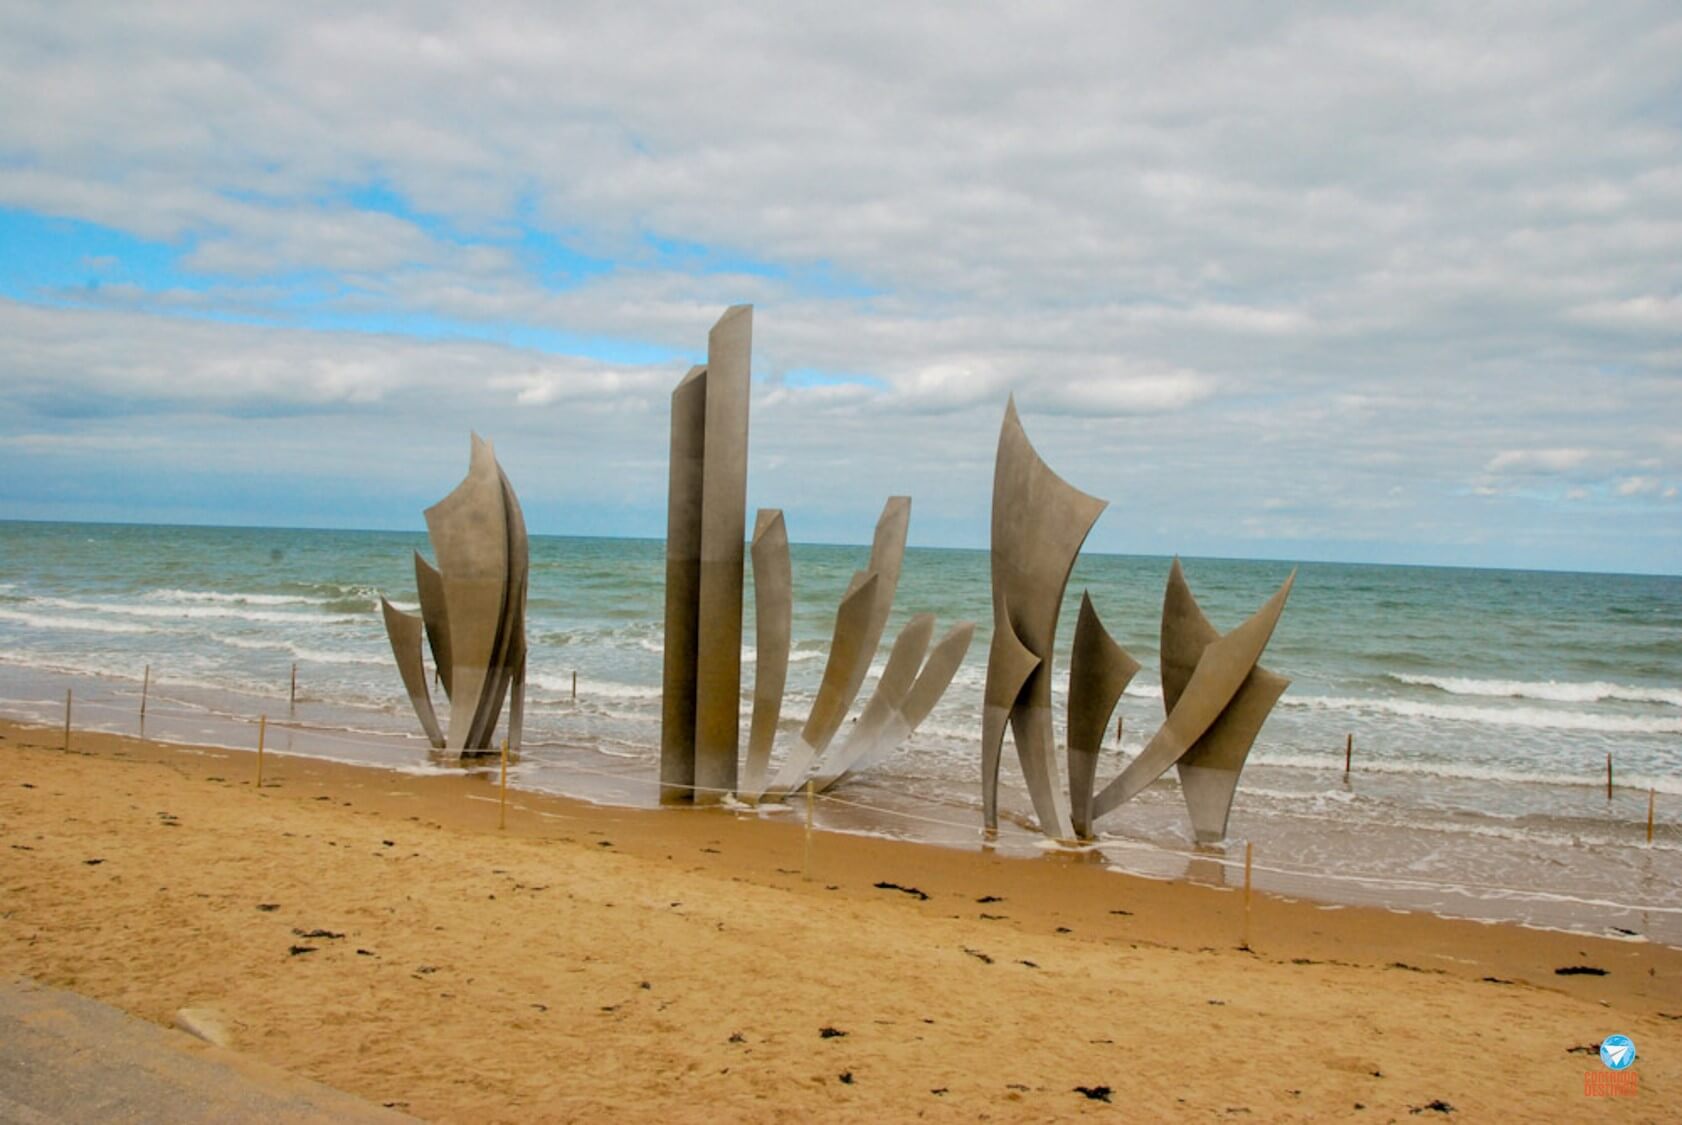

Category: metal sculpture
[1103, 560, 1294, 842]
[661, 306, 753, 803]
[757, 572, 879, 800]
[981, 397, 1106, 839]
[748, 495, 963, 803]
[810, 619, 975, 792]
[742, 508, 792, 801]
[1066, 593, 1140, 838]
[1090, 567, 1294, 823]
[380, 432, 528, 756]
[982, 398, 1293, 843]
[660, 365, 708, 802]
[379, 598, 445, 748]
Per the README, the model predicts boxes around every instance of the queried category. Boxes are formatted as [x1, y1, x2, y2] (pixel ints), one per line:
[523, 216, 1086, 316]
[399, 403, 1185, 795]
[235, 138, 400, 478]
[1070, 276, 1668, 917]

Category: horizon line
[2, 515, 1676, 581]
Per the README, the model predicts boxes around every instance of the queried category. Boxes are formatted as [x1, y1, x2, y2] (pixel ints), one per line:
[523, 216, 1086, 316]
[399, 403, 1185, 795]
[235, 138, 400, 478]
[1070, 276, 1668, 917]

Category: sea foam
[1283, 694, 1682, 734]
[1390, 673, 1682, 708]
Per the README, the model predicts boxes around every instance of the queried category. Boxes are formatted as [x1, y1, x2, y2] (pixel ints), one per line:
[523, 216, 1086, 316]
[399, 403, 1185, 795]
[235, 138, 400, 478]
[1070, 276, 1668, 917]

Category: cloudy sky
[2, 2, 1678, 573]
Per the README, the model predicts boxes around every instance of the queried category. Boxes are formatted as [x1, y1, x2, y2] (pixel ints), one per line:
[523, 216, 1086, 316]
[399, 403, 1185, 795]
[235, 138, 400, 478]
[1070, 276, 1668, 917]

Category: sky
[1, 3, 1679, 574]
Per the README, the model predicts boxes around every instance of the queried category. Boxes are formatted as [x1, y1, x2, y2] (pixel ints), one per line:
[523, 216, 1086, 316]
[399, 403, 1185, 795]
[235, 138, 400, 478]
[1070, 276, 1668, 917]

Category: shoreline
[6, 663, 1679, 947]
[4, 716, 1681, 1119]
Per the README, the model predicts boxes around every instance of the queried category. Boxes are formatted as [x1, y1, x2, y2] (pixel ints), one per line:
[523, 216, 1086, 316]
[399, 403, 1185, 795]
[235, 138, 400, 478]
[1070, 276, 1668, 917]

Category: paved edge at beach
[0, 977, 413, 1123]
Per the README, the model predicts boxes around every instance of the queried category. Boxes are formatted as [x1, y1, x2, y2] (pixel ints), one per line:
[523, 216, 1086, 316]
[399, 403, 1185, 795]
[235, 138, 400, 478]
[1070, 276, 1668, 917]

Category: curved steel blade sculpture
[980, 396, 1293, 843]
[982, 397, 1106, 838]
[1091, 566, 1294, 821]
[981, 596, 1040, 831]
[413, 553, 452, 700]
[424, 433, 509, 750]
[381, 433, 528, 756]
[1160, 560, 1293, 843]
[807, 612, 935, 789]
[750, 494, 941, 801]
[482, 464, 529, 751]
[1066, 593, 1140, 838]
[813, 618, 975, 791]
[757, 571, 880, 800]
[379, 597, 445, 749]
[742, 508, 792, 801]
[839, 497, 910, 711]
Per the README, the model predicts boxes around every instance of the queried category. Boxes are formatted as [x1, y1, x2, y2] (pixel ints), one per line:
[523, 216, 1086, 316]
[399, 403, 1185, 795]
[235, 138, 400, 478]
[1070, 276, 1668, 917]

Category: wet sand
[3, 716, 1679, 1121]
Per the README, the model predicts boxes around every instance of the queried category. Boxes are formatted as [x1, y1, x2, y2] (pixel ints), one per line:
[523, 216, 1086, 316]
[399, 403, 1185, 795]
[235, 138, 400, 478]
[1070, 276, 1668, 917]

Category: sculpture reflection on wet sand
[983, 398, 1294, 843]
[380, 432, 528, 759]
[657, 306, 972, 805]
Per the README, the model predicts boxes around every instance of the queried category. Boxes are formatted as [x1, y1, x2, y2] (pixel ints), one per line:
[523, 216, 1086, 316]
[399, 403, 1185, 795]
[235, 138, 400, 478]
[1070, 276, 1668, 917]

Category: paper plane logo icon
[1600, 1035, 1635, 1071]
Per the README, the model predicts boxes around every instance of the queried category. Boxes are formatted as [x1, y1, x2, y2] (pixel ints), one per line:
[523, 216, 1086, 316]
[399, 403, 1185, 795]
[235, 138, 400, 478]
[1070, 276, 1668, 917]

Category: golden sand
[2, 717, 1678, 1121]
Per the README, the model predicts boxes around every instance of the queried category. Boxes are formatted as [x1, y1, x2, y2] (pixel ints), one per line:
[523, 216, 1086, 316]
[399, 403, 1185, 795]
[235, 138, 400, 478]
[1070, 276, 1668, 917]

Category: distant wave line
[0, 608, 161, 635]
[1254, 750, 1682, 796]
[1389, 672, 1682, 708]
[28, 595, 362, 627]
[143, 588, 324, 607]
[1283, 694, 1681, 734]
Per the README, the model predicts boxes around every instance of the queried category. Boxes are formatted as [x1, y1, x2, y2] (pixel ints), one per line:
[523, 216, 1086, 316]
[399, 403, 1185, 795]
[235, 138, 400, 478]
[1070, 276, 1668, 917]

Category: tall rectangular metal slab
[660, 366, 708, 802]
[693, 305, 752, 802]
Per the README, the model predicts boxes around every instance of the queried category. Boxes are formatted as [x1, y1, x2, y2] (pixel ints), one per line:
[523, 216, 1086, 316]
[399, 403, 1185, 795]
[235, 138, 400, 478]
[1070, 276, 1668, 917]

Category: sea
[2, 519, 1678, 944]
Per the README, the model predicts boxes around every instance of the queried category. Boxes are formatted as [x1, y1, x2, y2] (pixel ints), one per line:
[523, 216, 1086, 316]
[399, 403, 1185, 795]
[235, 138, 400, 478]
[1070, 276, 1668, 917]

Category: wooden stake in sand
[63, 689, 72, 752]
[256, 714, 267, 789]
[140, 664, 150, 725]
[290, 663, 298, 708]
[1242, 841, 1254, 949]
[1607, 752, 1613, 801]
[1650, 789, 1657, 845]
[499, 739, 509, 831]
[1344, 732, 1353, 779]
[803, 780, 815, 881]
[572, 670, 577, 702]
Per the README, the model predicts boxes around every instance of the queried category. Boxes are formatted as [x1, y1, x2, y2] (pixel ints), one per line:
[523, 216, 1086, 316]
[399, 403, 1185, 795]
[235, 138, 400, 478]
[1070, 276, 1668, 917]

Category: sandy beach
[2, 715, 1678, 1121]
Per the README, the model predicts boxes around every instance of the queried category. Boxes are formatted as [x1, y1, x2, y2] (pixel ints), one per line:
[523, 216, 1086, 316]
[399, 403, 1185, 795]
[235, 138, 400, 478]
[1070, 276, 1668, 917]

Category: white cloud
[1, 3, 1680, 570]
[1616, 475, 1661, 496]
[1486, 449, 1595, 474]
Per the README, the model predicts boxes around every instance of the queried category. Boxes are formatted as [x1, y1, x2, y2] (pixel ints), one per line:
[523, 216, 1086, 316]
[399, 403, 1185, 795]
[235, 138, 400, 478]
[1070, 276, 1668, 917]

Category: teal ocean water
[2, 520, 1679, 942]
